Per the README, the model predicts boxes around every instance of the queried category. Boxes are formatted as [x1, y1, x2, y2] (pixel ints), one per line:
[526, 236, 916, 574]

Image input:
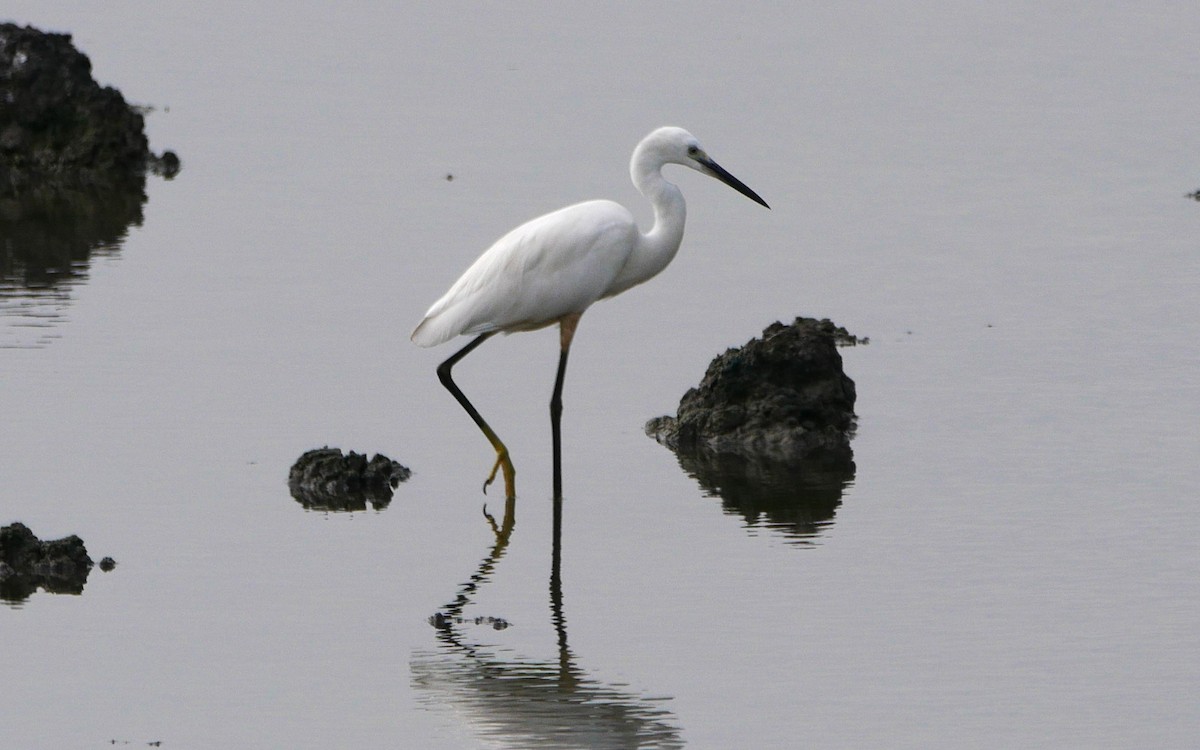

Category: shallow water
[3, 3, 1198, 748]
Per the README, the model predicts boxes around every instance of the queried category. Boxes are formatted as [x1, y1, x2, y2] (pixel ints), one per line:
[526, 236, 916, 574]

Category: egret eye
[687, 145, 699, 157]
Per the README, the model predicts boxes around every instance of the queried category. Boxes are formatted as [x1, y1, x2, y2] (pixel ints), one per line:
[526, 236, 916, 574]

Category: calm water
[3, 3, 1198, 748]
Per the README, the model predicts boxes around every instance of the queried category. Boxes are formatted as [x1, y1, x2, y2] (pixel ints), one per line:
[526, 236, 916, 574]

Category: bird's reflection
[0, 184, 146, 348]
[413, 494, 683, 749]
[670, 446, 855, 544]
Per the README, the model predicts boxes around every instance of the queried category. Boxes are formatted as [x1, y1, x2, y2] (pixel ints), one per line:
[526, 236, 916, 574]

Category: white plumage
[411, 126, 768, 499]
[411, 199, 636, 347]
[412, 127, 768, 348]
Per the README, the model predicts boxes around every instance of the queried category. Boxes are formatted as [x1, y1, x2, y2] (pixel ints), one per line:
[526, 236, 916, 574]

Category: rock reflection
[670, 447, 854, 544]
[0, 185, 145, 348]
[413, 496, 683, 749]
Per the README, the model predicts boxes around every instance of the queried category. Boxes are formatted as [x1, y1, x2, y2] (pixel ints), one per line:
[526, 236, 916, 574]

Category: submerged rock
[0, 23, 177, 194]
[288, 447, 412, 512]
[647, 317, 860, 464]
[0, 521, 95, 600]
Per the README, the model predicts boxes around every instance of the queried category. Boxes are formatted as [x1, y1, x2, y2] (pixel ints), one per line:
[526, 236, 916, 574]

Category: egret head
[639, 126, 770, 209]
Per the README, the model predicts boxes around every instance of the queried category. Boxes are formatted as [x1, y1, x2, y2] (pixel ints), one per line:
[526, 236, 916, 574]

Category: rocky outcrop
[1, 24, 178, 293]
[288, 447, 412, 512]
[646, 317, 862, 541]
[0, 522, 95, 600]
[647, 317, 860, 464]
[0, 23, 177, 194]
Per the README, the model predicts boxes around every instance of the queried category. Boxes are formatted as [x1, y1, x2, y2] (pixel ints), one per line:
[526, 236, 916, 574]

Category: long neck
[607, 150, 688, 296]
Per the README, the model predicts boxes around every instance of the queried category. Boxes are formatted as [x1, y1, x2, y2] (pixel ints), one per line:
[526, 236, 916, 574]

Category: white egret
[411, 126, 769, 499]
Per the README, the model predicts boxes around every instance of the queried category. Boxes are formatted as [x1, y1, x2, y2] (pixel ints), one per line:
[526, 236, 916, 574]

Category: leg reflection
[418, 488, 682, 747]
[431, 493, 516, 631]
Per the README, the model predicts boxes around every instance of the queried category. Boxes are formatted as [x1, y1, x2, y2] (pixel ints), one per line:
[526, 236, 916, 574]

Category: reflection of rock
[288, 447, 411, 512]
[647, 317, 860, 463]
[647, 317, 861, 541]
[430, 613, 510, 631]
[0, 186, 145, 285]
[0, 23, 176, 194]
[0, 522, 95, 601]
[668, 448, 854, 541]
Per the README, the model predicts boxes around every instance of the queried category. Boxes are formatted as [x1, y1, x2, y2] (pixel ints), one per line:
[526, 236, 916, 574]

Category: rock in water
[0, 23, 177, 194]
[0, 522, 95, 600]
[645, 318, 861, 541]
[1, 23, 178, 295]
[646, 317, 860, 464]
[288, 447, 412, 512]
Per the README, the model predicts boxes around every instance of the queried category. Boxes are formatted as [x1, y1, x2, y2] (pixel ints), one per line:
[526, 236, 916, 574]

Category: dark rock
[0, 521, 94, 600]
[98, 556, 117, 571]
[1, 24, 178, 297]
[0, 23, 176, 194]
[149, 150, 180, 179]
[288, 447, 412, 512]
[646, 317, 861, 541]
[647, 317, 860, 464]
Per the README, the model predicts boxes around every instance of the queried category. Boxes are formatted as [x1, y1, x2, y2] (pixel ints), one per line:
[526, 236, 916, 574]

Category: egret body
[412, 127, 769, 498]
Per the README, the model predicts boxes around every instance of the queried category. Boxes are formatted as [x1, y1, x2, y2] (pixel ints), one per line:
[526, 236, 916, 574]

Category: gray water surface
[3, 4, 1198, 748]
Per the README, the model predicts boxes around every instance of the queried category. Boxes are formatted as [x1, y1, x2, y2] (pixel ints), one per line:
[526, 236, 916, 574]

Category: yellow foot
[482, 451, 516, 499]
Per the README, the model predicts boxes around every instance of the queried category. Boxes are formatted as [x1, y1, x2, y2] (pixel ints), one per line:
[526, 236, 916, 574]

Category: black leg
[550, 344, 570, 500]
[551, 313, 582, 501]
[436, 332, 516, 498]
